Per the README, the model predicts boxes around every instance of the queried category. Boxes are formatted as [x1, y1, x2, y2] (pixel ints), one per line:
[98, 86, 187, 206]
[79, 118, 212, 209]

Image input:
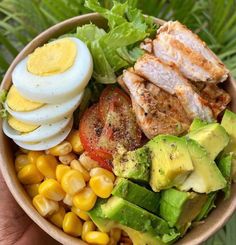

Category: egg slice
[7, 85, 44, 112]
[14, 118, 73, 151]
[12, 37, 93, 104]
[8, 116, 39, 133]
[5, 91, 83, 124]
[3, 116, 71, 142]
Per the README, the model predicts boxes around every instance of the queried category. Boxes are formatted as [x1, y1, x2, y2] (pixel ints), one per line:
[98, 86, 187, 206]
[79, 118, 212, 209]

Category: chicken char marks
[117, 21, 231, 139]
[154, 21, 229, 83]
[118, 69, 190, 139]
[134, 54, 214, 122]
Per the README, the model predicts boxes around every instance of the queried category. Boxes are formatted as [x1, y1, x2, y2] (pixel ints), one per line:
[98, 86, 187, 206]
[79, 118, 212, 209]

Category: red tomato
[79, 86, 142, 170]
[79, 104, 112, 170]
[99, 86, 131, 122]
[99, 89, 142, 151]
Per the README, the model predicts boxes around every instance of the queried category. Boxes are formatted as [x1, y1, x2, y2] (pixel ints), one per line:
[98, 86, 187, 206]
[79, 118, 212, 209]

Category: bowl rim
[0, 12, 236, 245]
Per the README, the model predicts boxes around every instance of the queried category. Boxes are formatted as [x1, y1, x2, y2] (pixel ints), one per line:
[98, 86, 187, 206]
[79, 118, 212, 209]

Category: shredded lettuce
[0, 89, 8, 119]
[75, 0, 157, 84]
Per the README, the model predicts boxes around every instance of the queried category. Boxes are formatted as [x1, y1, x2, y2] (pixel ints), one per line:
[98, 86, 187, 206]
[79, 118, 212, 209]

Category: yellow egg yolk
[27, 38, 77, 76]
[8, 116, 39, 133]
[7, 85, 44, 112]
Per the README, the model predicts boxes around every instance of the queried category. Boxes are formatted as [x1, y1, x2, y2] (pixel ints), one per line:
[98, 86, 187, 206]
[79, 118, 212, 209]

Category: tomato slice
[99, 92, 142, 151]
[79, 104, 112, 170]
[79, 86, 142, 170]
[99, 86, 131, 122]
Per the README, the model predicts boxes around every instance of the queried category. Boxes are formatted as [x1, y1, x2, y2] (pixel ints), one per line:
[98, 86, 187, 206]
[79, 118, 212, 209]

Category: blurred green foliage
[0, 0, 235, 244]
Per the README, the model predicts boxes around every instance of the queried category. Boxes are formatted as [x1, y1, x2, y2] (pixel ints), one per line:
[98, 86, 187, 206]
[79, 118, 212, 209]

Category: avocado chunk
[112, 178, 160, 214]
[189, 118, 208, 132]
[88, 199, 116, 232]
[101, 196, 171, 236]
[218, 154, 232, 199]
[148, 135, 194, 192]
[221, 109, 236, 181]
[159, 188, 207, 234]
[188, 123, 229, 160]
[178, 139, 226, 193]
[89, 199, 168, 245]
[195, 192, 217, 221]
[113, 146, 150, 182]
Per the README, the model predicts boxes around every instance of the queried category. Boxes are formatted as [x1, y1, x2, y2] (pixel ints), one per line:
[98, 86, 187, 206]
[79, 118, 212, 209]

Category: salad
[0, 1, 235, 244]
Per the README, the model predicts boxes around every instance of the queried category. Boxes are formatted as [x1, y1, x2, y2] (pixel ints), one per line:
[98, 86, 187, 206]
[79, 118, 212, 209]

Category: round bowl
[0, 13, 236, 245]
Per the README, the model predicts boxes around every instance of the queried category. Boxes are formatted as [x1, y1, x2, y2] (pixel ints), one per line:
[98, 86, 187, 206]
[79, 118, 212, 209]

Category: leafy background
[0, 0, 235, 244]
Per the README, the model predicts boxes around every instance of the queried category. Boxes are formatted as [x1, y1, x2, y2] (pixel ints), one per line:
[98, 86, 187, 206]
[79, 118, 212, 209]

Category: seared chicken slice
[134, 54, 213, 121]
[155, 21, 228, 83]
[118, 70, 190, 138]
[198, 84, 231, 117]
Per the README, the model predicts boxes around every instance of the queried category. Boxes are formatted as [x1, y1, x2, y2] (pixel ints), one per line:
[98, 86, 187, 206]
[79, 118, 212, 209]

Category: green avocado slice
[188, 123, 229, 160]
[113, 146, 150, 183]
[88, 198, 177, 245]
[101, 196, 171, 236]
[112, 178, 160, 214]
[159, 188, 207, 234]
[218, 154, 233, 199]
[178, 139, 226, 193]
[148, 135, 194, 192]
[189, 118, 208, 132]
[221, 109, 236, 181]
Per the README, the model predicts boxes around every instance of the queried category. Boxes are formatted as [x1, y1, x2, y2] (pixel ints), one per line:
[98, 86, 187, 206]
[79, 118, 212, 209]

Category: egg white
[3, 116, 72, 142]
[5, 91, 83, 124]
[14, 118, 73, 151]
[12, 37, 93, 104]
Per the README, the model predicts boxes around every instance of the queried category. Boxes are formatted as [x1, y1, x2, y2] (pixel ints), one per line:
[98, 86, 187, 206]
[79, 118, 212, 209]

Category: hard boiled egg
[3, 116, 72, 142]
[5, 91, 83, 124]
[7, 85, 44, 112]
[12, 37, 93, 103]
[14, 118, 73, 151]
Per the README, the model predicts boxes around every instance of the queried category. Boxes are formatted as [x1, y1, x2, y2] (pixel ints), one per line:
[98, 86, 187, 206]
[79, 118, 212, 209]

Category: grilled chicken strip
[154, 21, 228, 83]
[197, 84, 231, 117]
[134, 54, 214, 121]
[118, 70, 190, 138]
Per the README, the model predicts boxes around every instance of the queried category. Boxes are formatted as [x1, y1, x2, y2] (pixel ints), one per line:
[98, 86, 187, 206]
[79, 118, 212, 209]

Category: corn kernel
[49, 205, 66, 228]
[85, 231, 110, 245]
[15, 154, 30, 172]
[110, 228, 121, 244]
[70, 159, 90, 182]
[62, 212, 82, 237]
[28, 151, 44, 164]
[90, 167, 115, 182]
[56, 164, 70, 183]
[82, 221, 96, 241]
[71, 207, 90, 221]
[18, 164, 44, 185]
[36, 155, 58, 179]
[39, 179, 65, 201]
[20, 147, 29, 154]
[33, 194, 59, 217]
[61, 169, 85, 195]
[67, 130, 84, 154]
[89, 175, 113, 198]
[79, 152, 99, 171]
[73, 187, 97, 211]
[25, 183, 40, 198]
[47, 141, 72, 156]
[63, 193, 73, 206]
[59, 153, 76, 165]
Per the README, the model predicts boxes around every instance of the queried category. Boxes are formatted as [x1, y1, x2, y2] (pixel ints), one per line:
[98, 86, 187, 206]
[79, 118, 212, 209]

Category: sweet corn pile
[15, 130, 122, 245]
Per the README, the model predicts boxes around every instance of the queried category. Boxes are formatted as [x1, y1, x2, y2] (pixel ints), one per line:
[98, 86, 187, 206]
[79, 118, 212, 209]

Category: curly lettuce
[76, 0, 157, 84]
